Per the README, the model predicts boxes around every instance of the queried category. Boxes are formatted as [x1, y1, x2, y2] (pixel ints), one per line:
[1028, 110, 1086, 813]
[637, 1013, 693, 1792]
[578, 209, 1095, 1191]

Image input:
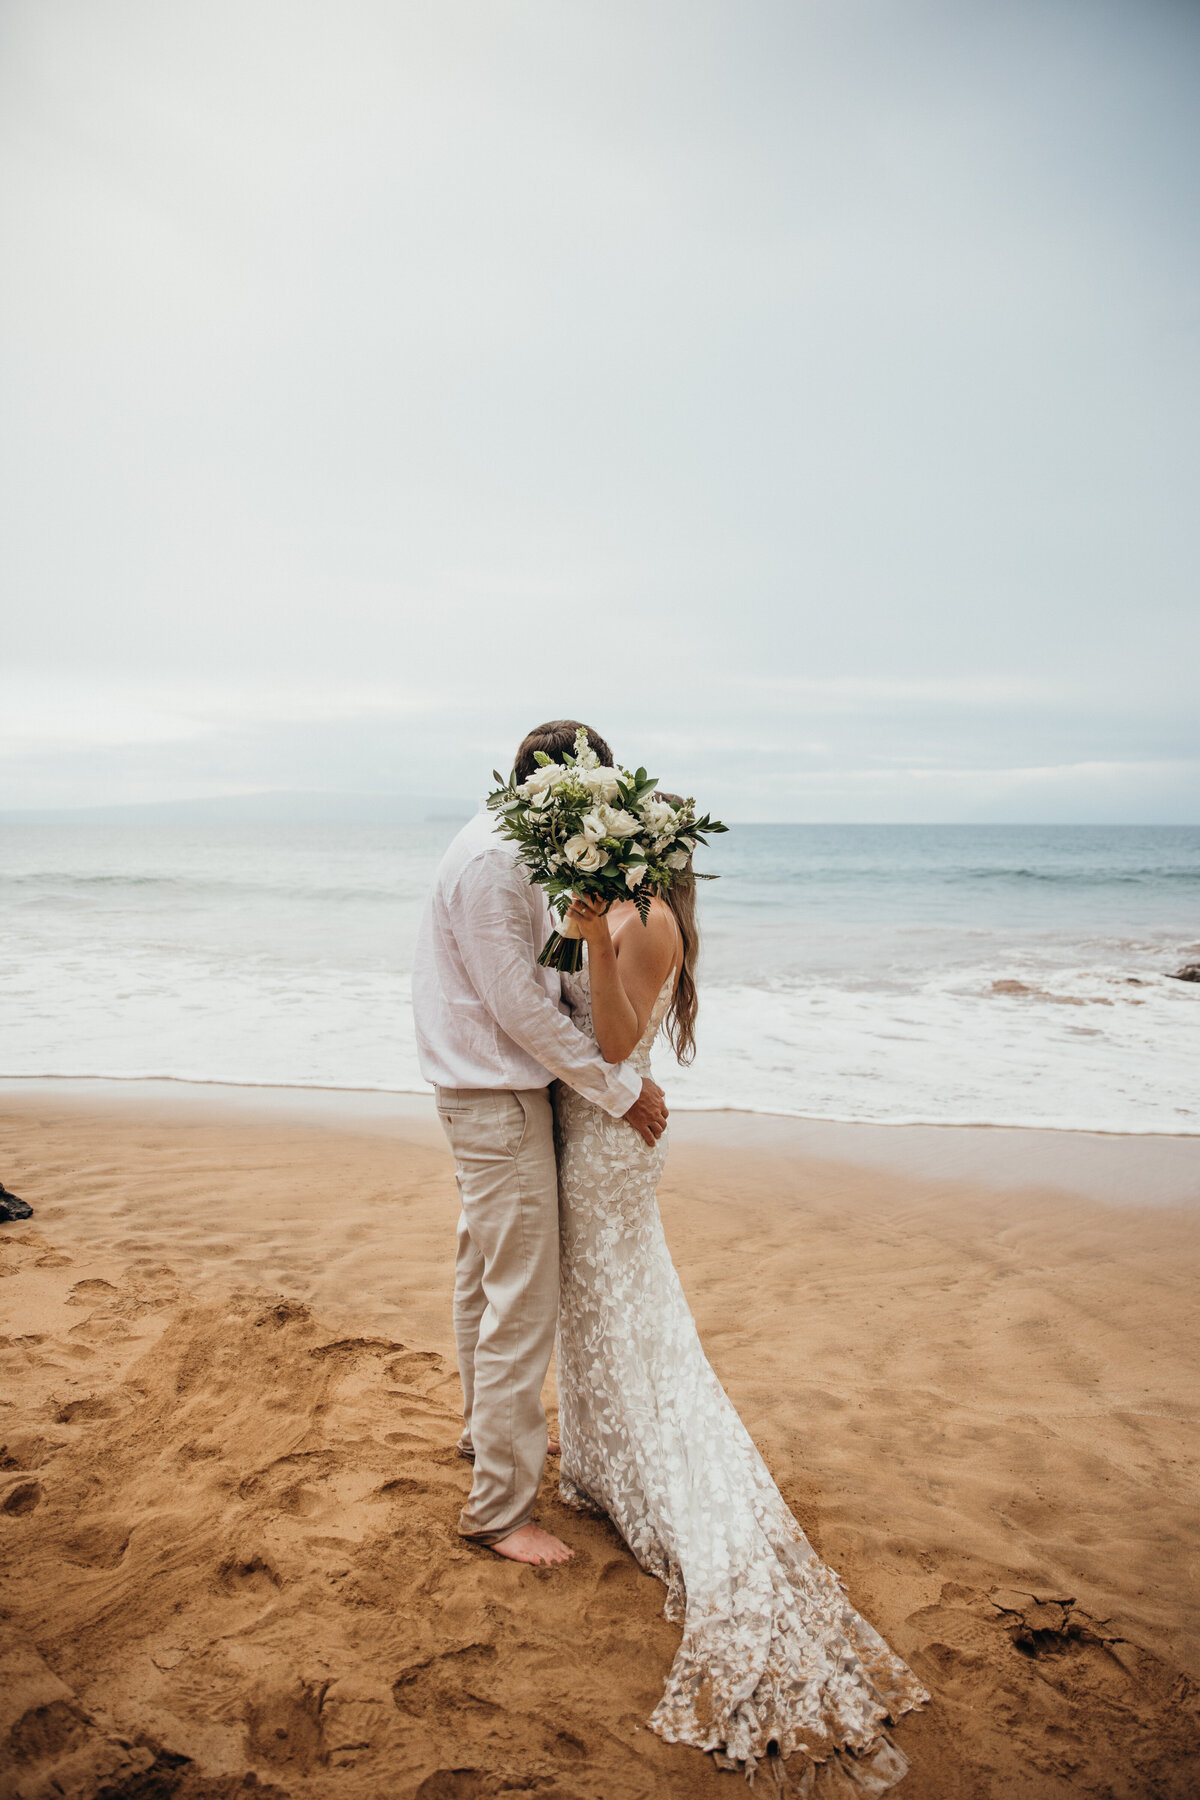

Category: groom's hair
[514, 720, 613, 784]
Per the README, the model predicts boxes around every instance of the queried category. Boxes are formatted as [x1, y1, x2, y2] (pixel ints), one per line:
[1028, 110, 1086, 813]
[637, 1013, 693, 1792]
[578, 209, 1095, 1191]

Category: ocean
[2, 819, 1197, 1133]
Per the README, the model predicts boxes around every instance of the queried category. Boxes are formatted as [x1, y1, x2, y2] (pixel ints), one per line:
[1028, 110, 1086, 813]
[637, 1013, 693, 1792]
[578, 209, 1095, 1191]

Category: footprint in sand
[2, 1480, 44, 1516]
[60, 1517, 132, 1568]
[243, 1676, 329, 1770]
[52, 1392, 129, 1425]
[217, 1553, 283, 1596]
[66, 1278, 119, 1305]
[0, 1434, 64, 1471]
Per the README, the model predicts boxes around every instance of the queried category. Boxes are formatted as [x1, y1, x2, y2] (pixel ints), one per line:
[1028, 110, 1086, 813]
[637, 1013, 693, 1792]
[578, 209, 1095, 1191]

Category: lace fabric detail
[554, 963, 928, 1786]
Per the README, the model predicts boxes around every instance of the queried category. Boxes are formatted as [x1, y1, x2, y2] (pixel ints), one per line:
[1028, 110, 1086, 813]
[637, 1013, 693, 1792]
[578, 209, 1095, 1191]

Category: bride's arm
[565, 897, 678, 1063]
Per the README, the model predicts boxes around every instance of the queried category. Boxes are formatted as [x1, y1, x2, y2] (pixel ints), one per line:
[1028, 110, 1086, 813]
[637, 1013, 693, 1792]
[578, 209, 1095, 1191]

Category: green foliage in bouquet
[486, 729, 728, 972]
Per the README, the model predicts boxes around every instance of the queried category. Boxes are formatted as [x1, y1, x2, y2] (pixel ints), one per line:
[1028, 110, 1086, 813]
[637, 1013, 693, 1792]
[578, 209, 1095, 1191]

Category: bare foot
[491, 1523, 574, 1566]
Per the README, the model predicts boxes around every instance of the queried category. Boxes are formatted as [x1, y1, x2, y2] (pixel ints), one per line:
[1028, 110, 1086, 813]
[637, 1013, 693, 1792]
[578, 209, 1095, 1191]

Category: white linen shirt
[412, 808, 641, 1118]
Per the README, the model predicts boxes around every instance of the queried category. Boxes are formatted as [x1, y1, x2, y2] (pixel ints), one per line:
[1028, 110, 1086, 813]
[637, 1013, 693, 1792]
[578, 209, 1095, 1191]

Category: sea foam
[3, 819, 1197, 1133]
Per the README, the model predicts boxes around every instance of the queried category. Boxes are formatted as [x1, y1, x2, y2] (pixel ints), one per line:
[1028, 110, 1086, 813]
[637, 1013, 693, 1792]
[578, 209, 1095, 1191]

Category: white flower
[522, 763, 566, 796]
[681, 836, 696, 852]
[665, 849, 690, 869]
[625, 863, 649, 889]
[650, 836, 671, 855]
[579, 765, 622, 804]
[640, 797, 678, 836]
[577, 802, 640, 841]
[563, 835, 609, 873]
[572, 728, 600, 770]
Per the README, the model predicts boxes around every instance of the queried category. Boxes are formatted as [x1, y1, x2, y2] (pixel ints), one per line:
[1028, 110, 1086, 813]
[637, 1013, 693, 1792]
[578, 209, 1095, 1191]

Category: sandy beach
[2, 1081, 1198, 1799]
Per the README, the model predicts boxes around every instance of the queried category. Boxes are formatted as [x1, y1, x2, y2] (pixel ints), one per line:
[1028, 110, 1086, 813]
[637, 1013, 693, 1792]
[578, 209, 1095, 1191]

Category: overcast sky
[2, 0, 1197, 821]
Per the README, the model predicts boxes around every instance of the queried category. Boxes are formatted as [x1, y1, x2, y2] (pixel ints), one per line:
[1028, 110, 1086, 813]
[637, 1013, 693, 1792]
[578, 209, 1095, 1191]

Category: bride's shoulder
[646, 892, 682, 941]
[617, 896, 680, 971]
[625, 892, 674, 930]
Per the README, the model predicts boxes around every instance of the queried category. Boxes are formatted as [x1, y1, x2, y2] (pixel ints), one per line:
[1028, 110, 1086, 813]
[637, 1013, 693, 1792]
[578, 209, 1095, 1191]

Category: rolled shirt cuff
[601, 1061, 643, 1119]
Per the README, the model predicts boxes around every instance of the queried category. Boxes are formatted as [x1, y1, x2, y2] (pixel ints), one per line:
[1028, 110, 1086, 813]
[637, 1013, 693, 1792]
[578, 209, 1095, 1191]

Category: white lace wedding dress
[554, 966, 928, 1789]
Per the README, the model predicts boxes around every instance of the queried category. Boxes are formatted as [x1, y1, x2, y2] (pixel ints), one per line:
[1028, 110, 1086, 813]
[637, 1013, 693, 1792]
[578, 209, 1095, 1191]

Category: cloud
[0, 675, 443, 755]
[733, 676, 1072, 710]
[1, 1, 1197, 818]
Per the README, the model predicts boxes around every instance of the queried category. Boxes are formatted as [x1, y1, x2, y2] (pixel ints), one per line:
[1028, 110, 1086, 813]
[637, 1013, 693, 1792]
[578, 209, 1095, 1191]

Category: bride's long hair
[654, 793, 700, 1065]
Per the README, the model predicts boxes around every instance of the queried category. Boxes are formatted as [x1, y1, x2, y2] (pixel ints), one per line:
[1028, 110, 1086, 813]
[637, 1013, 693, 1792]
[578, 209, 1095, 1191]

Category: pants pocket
[497, 1090, 531, 1159]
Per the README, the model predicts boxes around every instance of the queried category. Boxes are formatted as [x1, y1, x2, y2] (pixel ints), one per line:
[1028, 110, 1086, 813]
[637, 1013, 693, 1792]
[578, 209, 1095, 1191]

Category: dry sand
[2, 1081, 1199, 1799]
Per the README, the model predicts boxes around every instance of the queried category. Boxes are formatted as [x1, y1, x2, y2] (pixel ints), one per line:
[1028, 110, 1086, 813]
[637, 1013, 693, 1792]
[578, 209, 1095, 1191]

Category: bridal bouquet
[486, 729, 728, 972]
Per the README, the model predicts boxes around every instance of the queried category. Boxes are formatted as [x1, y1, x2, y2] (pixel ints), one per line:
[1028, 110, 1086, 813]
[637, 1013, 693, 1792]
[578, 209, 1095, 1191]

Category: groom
[412, 720, 668, 1568]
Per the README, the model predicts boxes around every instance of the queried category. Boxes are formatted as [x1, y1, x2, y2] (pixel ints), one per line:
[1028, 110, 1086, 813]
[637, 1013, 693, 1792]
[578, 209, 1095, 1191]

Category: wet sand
[2, 1081, 1198, 1798]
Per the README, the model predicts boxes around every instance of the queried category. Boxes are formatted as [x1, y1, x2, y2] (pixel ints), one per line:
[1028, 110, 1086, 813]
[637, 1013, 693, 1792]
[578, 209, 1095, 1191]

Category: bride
[554, 837, 928, 1789]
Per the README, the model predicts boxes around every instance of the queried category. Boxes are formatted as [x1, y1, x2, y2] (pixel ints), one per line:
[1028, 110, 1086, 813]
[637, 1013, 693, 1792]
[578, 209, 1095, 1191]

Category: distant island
[0, 791, 476, 826]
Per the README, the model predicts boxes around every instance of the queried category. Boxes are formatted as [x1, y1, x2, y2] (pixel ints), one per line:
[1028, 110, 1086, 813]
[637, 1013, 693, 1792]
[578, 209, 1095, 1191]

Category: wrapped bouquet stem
[541, 900, 587, 974]
[487, 729, 727, 973]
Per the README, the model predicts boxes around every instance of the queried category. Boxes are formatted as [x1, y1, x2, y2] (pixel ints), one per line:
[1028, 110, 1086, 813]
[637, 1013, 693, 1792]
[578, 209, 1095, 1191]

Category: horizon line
[1, 792, 1197, 831]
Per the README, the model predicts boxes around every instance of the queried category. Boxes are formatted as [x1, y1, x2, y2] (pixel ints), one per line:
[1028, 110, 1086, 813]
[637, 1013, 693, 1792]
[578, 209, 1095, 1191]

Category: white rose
[665, 849, 690, 869]
[523, 763, 564, 796]
[640, 798, 678, 836]
[601, 807, 642, 838]
[579, 807, 608, 842]
[625, 863, 649, 889]
[589, 767, 623, 804]
[563, 835, 608, 873]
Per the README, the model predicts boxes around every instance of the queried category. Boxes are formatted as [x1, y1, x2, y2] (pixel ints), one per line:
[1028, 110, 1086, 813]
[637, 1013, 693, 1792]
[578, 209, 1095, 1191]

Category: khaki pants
[434, 1085, 559, 1545]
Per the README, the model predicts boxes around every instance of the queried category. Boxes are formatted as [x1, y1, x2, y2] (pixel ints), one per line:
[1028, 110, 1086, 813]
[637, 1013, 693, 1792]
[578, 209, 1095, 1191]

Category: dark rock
[1169, 963, 1200, 983]
[0, 1182, 33, 1222]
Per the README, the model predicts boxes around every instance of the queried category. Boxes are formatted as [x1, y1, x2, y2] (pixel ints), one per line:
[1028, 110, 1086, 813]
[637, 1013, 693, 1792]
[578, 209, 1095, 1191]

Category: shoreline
[2, 1063, 1199, 1137]
[4, 1073, 1199, 1209]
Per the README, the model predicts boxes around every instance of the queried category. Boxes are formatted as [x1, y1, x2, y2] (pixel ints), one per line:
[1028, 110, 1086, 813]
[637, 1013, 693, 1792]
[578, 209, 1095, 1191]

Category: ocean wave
[954, 867, 1200, 885]
[0, 871, 424, 905]
[718, 866, 1200, 886]
[1, 963, 1195, 1135]
[4, 821, 1198, 1135]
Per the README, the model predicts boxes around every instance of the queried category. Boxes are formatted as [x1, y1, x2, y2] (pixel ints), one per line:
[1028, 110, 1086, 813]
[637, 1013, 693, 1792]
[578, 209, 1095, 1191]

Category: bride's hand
[565, 893, 612, 944]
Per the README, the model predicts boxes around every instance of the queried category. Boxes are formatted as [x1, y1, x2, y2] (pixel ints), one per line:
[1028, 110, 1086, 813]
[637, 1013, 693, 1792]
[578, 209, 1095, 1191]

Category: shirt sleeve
[449, 849, 642, 1118]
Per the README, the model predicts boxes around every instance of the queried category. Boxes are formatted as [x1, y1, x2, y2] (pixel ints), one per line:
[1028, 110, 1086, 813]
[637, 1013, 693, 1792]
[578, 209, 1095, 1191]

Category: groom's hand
[623, 1077, 668, 1146]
